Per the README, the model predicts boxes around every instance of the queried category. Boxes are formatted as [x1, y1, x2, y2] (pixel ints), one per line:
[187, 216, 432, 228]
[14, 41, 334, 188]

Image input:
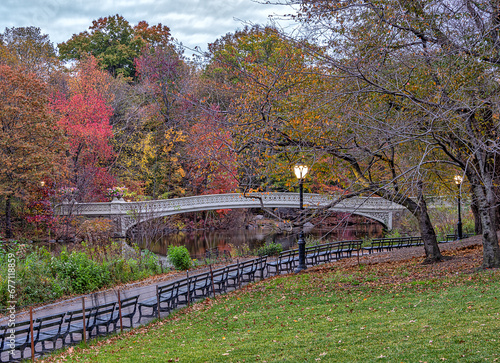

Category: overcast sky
[0, 0, 296, 55]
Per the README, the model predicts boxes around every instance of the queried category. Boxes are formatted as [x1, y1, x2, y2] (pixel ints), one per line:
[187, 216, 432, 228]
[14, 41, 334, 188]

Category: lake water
[134, 223, 383, 260]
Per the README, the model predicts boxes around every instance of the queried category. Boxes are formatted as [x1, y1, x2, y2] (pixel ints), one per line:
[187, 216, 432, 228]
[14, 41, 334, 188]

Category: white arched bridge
[55, 192, 406, 237]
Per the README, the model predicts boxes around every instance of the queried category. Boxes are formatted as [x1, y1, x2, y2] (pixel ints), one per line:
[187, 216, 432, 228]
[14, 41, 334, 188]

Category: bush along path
[0, 240, 165, 310]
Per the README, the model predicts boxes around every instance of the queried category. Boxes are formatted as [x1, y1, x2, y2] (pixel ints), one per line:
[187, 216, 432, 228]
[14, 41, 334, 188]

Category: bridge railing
[54, 193, 405, 216]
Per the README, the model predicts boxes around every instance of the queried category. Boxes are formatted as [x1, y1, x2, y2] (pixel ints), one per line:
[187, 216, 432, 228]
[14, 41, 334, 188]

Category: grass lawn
[44, 246, 500, 362]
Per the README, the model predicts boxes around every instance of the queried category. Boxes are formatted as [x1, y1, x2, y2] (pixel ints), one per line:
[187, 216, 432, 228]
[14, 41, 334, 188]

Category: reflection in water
[134, 223, 383, 259]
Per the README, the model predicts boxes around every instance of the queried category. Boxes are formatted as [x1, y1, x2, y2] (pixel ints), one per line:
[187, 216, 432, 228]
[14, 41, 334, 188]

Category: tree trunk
[374, 183, 442, 263]
[413, 183, 442, 263]
[470, 177, 500, 268]
[5, 195, 13, 239]
[414, 203, 442, 263]
[470, 193, 482, 235]
[394, 196, 442, 263]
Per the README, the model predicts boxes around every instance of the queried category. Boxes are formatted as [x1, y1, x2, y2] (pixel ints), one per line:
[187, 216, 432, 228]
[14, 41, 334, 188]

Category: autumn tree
[58, 15, 171, 78]
[206, 23, 455, 262]
[0, 64, 66, 238]
[0, 26, 59, 77]
[206, 26, 329, 192]
[184, 105, 238, 195]
[276, 0, 500, 267]
[131, 45, 192, 198]
[51, 57, 116, 201]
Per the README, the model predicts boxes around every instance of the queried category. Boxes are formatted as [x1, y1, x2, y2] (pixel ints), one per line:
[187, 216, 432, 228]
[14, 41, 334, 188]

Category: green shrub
[141, 249, 161, 274]
[361, 236, 373, 248]
[305, 236, 322, 247]
[0, 242, 165, 308]
[462, 216, 475, 234]
[0, 250, 71, 307]
[257, 242, 283, 257]
[167, 245, 192, 270]
[106, 258, 132, 283]
[51, 250, 110, 294]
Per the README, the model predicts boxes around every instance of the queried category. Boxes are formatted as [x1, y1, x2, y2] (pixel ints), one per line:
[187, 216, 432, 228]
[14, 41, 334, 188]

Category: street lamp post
[454, 175, 463, 240]
[294, 163, 309, 273]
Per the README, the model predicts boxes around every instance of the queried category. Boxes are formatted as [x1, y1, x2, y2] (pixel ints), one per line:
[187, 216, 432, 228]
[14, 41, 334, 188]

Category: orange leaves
[134, 21, 171, 47]
[0, 64, 67, 199]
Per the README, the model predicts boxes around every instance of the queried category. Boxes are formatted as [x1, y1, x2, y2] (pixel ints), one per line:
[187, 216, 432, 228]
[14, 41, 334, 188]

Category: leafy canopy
[58, 14, 172, 78]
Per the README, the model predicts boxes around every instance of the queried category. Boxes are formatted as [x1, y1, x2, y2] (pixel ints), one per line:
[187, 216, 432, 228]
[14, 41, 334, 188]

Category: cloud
[1, 0, 293, 51]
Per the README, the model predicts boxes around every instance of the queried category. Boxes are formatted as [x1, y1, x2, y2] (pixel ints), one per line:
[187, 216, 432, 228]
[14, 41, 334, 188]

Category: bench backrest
[120, 295, 139, 307]
[278, 249, 297, 259]
[65, 306, 98, 327]
[319, 243, 332, 252]
[333, 240, 361, 249]
[240, 259, 255, 269]
[211, 266, 228, 279]
[118, 295, 139, 312]
[226, 263, 240, 276]
[37, 312, 66, 336]
[257, 255, 267, 266]
[176, 276, 193, 292]
[157, 281, 179, 300]
[0, 318, 38, 349]
[192, 271, 211, 286]
[95, 301, 116, 319]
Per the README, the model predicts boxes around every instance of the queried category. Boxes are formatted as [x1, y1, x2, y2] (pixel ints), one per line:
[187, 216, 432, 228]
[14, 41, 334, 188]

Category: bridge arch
[56, 193, 405, 237]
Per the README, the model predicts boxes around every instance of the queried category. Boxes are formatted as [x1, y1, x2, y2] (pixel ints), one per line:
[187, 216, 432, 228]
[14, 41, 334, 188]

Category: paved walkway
[0, 260, 240, 325]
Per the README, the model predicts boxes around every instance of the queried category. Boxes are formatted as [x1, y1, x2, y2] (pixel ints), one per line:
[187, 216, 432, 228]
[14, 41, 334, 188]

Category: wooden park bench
[64, 305, 99, 344]
[189, 271, 212, 300]
[304, 244, 320, 266]
[266, 249, 299, 276]
[92, 301, 118, 336]
[225, 256, 268, 288]
[225, 262, 241, 290]
[113, 295, 139, 330]
[138, 281, 179, 320]
[210, 266, 229, 295]
[443, 233, 473, 243]
[0, 318, 39, 362]
[254, 255, 268, 280]
[34, 312, 67, 354]
[363, 236, 424, 254]
[176, 271, 212, 306]
[239, 258, 260, 284]
[95, 295, 139, 333]
[395, 236, 423, 248]
[316, 242, 335, 264]
[331, 240, 362, 260]
[362, 238, 397, 254]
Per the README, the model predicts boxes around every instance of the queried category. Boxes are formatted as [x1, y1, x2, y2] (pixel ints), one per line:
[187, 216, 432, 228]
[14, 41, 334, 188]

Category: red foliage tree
[51, 57, 116, 201]
[185, 105, 238, 196]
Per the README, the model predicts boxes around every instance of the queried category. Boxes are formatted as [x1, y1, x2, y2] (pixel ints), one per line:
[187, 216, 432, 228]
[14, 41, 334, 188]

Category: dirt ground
[309, 234, 493, 285]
